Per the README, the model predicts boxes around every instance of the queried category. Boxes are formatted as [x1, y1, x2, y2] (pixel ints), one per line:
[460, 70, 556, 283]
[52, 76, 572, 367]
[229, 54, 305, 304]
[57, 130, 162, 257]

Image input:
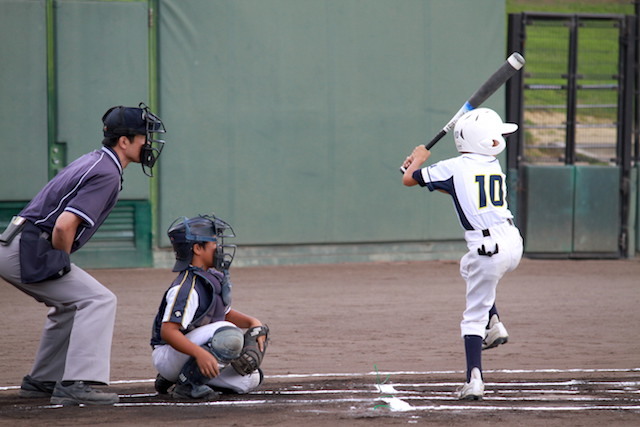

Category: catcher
[150, 214, 268, 400]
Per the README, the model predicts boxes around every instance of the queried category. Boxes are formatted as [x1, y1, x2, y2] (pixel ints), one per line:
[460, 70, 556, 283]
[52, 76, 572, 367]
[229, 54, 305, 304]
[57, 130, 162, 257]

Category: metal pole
[634, 0, 639, 162]
[565, 15, 579, 165]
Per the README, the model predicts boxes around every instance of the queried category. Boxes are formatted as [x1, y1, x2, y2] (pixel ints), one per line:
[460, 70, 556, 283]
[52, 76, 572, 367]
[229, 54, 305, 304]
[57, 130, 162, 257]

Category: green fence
[0, 200, 152, 268]
[523, 165, 620, 257]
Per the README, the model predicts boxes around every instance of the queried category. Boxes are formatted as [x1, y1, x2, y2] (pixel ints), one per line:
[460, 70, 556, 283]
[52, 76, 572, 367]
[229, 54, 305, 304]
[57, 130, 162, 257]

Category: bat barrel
[399, 52, 525, 174]
[467, 52, 526, 108]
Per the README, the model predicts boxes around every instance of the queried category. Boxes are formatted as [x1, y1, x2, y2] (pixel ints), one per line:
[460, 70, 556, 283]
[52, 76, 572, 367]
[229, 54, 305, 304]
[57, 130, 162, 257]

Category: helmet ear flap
[484, 135, 506, 155]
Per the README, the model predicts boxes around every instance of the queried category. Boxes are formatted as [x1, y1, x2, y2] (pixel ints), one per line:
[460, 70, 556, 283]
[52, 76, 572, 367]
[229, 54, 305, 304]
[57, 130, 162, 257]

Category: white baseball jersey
[413, 152, 523, 339]
[414, 153, 514, 232]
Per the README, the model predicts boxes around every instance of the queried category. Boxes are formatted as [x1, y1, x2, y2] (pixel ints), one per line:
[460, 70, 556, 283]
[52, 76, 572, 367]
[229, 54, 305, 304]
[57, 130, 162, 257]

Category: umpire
[0, 103, 166, 405]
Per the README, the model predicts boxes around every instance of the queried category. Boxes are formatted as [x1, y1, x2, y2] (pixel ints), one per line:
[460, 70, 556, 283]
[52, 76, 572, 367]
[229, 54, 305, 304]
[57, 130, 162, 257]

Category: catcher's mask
[206, 326, 244, 363]
[167, 214, 237, 272]
[101, 102, 166, 177]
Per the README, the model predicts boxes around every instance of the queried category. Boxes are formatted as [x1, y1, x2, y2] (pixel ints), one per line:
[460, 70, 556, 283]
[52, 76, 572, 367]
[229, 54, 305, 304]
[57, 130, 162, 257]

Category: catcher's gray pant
[152, 321, 262, 394]
[0, 233, 117, 384]
[460, 221, 523, 338]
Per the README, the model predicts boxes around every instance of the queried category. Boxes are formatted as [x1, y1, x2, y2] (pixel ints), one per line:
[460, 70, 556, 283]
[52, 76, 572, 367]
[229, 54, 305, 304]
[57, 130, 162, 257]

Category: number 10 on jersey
[475, 175, 504, 208]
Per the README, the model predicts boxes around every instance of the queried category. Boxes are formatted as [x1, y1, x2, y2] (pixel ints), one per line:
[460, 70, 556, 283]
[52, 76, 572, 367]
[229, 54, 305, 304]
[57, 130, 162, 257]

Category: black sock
[488, 303, 498, 320]
[464, 335, 483, 382]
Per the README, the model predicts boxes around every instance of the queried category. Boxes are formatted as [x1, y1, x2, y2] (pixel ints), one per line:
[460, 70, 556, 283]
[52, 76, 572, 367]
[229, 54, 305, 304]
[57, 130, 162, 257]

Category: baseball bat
[400, 52, 525, 173]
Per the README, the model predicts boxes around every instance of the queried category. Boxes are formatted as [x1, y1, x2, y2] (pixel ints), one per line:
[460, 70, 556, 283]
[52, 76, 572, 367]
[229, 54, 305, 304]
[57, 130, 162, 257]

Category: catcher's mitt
[231, 325, 269, 376]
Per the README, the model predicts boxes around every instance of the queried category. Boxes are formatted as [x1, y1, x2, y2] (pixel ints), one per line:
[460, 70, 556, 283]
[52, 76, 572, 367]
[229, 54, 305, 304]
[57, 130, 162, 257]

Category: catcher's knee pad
[178, 326, 244, 387]
[205, 325, 244, 363]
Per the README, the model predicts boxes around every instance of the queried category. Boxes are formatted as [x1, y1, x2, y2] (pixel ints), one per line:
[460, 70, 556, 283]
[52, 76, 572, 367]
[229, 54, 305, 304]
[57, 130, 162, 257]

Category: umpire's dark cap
[102, 105, 147, 137]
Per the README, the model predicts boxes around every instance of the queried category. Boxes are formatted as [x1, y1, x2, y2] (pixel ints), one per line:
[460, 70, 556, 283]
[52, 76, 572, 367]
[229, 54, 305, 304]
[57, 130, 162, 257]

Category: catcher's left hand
[231, 325, 269, 376]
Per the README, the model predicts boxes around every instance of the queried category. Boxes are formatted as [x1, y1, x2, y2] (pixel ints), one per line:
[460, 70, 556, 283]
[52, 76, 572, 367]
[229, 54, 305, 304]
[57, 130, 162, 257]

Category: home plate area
[2, 368, 638, 426]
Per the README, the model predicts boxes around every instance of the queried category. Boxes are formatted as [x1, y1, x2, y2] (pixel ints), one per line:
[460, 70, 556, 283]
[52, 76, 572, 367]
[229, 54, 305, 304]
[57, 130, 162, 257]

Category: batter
[401, 108, 524, 400]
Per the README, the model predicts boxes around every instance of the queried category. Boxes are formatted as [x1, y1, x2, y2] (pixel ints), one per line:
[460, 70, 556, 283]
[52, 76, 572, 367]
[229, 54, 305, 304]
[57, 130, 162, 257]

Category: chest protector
[184, 268, 231, 333]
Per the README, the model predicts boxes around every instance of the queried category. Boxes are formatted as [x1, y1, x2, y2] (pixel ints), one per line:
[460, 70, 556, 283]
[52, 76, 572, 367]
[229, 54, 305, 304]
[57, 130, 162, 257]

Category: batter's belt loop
[481, 218, 514, 237]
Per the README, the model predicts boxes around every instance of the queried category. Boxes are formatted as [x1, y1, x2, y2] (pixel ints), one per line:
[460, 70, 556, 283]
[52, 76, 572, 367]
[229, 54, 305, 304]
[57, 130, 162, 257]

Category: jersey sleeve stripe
[64, 207, 95, 227]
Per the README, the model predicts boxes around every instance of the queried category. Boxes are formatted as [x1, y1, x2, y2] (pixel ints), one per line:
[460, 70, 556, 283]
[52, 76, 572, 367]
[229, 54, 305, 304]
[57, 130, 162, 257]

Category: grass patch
[505, 1, 633, 162]
[506, 1, 632, 118]
[507, 0, 635, 15]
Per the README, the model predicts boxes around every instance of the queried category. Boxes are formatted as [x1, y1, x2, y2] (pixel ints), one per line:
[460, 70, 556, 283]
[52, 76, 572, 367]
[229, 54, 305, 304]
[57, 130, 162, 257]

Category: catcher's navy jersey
[19, 147, 122, 252]
[413, 153, 513, 231]
[150, 267, 230, 347]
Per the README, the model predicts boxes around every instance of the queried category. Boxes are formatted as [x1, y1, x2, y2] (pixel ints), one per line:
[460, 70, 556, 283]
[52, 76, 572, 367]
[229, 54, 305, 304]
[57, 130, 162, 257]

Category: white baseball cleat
[483, 314, 509, 350]
[457, 367, 484, 400]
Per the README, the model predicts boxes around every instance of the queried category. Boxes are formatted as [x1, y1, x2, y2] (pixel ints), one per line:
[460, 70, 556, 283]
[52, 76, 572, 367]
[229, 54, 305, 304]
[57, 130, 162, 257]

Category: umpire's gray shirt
[20, 146, 123, 253]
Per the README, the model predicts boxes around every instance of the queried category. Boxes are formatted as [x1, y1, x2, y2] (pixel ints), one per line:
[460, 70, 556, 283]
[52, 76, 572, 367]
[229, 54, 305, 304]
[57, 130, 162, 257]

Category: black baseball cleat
[154, 374, 175, 394]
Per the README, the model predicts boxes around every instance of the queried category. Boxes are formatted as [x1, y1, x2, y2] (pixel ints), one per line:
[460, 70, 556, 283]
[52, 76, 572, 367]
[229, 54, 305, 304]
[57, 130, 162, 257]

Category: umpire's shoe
[50, 381, 119, 406]
[19, 375, 56, 398]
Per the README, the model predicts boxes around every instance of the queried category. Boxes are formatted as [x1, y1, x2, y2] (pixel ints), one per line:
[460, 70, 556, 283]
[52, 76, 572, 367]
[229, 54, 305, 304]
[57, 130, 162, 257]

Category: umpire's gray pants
[0, 233, 117, 384]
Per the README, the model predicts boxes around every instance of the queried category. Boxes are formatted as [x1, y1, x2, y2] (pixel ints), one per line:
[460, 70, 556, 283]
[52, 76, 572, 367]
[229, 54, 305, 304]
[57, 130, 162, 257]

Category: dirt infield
[1, 258, 639, 425]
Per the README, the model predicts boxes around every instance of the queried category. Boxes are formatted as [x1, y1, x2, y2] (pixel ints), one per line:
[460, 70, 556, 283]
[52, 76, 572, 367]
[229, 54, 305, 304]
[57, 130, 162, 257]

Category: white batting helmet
[453, 108, 518, 156]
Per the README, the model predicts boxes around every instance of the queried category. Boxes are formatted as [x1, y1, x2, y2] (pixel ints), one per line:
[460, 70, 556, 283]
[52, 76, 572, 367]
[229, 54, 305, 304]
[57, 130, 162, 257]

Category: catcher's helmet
[167, 214, 236, 272]
[102, 102, 166, 177]
[453, 108, 518, 156]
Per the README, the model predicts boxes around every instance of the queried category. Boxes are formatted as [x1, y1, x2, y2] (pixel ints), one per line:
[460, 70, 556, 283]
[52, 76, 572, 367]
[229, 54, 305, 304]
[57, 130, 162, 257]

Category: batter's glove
[231, 325, 269, 376]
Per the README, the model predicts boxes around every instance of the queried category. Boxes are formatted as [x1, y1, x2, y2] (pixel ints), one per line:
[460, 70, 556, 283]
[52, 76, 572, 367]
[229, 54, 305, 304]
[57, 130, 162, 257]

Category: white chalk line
[2, 367, 638, 413]
[266, 367, 640, 379]
[0, 368, 640, 391]
[385, 380, 640, 387]
[398, 404, 640, 412]
[1, 367, 637, 391]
